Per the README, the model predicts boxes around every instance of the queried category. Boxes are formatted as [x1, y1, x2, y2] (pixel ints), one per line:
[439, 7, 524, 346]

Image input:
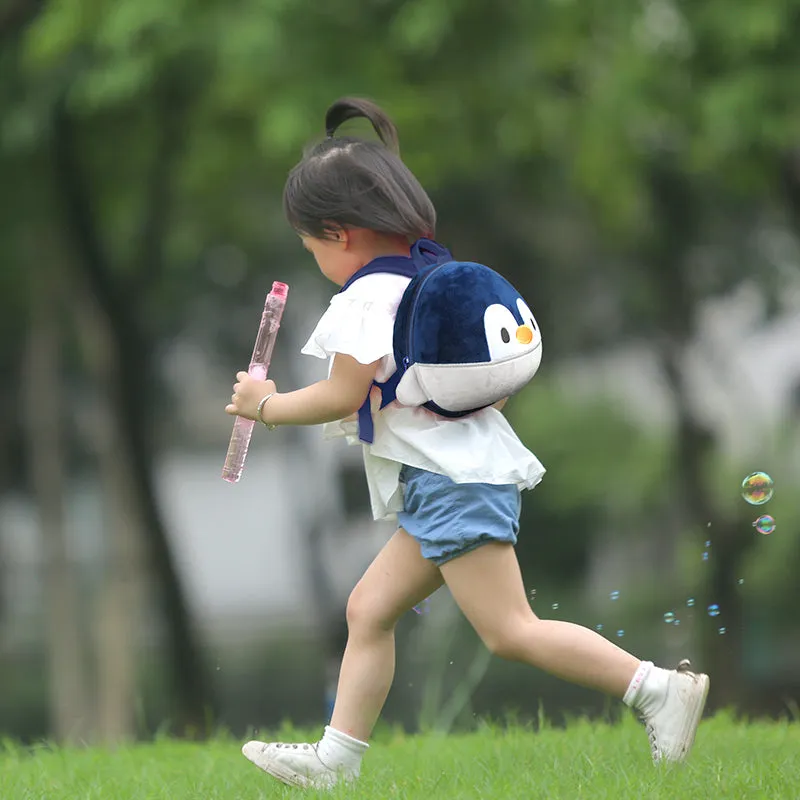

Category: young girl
[225, 97, 709, 790]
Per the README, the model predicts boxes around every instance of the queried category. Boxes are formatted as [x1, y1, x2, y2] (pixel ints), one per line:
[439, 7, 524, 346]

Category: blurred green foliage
[1, 0, 798, 737]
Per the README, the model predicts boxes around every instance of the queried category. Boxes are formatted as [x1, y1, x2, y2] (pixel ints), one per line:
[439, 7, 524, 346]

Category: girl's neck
[356, 231, 411, 263]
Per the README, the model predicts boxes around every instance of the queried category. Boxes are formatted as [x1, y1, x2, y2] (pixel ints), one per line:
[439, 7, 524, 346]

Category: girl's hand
[225, 371, 276, 420]
[222, 354, 379, 429]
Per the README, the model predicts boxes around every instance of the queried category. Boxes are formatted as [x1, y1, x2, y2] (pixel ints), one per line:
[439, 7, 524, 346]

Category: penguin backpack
[342, 238, 543, 443]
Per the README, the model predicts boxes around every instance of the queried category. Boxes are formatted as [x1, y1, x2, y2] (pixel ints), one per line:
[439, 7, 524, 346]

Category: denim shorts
[397, 465, 521, 567]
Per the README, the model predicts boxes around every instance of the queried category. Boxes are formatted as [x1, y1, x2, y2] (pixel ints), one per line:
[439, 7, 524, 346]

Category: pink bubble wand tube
[221, 281, 289, 483]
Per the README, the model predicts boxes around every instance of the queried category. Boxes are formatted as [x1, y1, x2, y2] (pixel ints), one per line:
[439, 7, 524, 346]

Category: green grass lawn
[2, 714, 798, 800]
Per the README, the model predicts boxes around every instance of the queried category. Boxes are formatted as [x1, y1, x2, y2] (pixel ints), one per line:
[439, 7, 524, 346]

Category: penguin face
[483, 298, 541, 362]
[395, 263, 543, 412]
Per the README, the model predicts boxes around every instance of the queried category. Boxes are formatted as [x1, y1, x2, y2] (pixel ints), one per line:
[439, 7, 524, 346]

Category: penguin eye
[517, 298, 538, 331]
[484, 304, 521, 361]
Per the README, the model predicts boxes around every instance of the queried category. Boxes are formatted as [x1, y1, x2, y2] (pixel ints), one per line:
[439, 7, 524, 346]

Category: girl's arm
[260, 354, 379, 426]
[228, 359, 507, 424]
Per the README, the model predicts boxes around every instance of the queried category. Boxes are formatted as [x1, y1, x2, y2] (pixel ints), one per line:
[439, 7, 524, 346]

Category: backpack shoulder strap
[343, 239, 455, 444]
[339, 238, 453, 294]
[339, 257, 419, 294]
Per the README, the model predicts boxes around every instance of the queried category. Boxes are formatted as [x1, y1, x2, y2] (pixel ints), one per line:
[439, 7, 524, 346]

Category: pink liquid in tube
[221, 281, 289, 483]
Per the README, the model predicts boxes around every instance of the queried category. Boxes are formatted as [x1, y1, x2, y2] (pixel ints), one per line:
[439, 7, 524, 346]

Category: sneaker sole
[257, 761, 316, 789]
[664, 672, 710, 763]
[242, 749, 322, 789]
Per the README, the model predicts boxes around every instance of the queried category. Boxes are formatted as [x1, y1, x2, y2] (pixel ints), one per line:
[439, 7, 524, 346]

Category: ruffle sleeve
[301, 292, 398, 365]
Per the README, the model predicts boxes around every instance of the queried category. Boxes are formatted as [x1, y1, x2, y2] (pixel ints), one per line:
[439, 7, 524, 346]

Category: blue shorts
[397, 465, 521, 567]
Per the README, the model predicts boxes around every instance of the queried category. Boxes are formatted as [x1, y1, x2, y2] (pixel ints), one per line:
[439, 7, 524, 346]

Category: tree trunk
[0, 0, 43, 41]
[50, 97, 208, 732]
[660, 345, 750, 706]
[647, 162, 753, 709]
[70, 280, 142, 743]
[21, 265, 90, 743]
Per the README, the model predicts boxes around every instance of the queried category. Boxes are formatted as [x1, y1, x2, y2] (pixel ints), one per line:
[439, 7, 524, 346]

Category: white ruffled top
[301, 273, 546, 521]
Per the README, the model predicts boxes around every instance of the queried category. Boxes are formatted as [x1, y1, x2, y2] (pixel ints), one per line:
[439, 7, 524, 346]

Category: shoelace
[646, 722, 659, 761]
[643, 659, 696, 762]
[272, 742, 336, 773]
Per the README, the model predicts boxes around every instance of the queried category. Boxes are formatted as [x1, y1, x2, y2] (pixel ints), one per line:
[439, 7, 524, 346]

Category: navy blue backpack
[340, 238, 543, 443]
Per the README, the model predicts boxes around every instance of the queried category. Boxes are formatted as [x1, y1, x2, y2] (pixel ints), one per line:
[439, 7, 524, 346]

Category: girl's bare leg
[330, 527, 443, 742]
[439, 542, 639, 696]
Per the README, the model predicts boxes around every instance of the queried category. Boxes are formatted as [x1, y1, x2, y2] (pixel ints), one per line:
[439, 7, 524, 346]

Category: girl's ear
[325, 225, 351, 248]
[321, 222, 347, 243]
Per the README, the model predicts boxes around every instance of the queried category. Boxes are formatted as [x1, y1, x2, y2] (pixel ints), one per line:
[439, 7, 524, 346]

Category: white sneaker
[643, 659, 710, 763]
[241, 739, 358, 789]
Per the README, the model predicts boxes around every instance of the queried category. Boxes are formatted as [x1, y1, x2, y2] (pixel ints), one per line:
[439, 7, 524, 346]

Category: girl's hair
[283, 97, 436, 241]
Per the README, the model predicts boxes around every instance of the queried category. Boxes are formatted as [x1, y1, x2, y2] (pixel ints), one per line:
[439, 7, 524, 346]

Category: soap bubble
[664, 612, 675, 624]
[528, 589, 537, 602]
[705, 540, 711, 548]
[718, 627, 727, 635]
[616, 629, 625, 638]
[753, 515, 776, 535]
[596, 624, 604, 632]
[673, 618, 681, 626]
[413, 597, 431, 615]
[741, 472, 774, 505]
[609, 591, 620, 601]
[707, 604, 720, 617]
[737, 578, 744, 585]
[551, 602, 559, 610]
[702, 552, 709, 561]
[686, 598, 695, 607]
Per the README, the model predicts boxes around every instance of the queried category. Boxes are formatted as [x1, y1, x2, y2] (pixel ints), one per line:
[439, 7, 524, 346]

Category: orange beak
[516, 325, 533, 345]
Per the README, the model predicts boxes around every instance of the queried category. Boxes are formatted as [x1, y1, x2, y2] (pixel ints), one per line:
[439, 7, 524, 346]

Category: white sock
[623, 661, 669, 716]
[315, 725, 369, 772]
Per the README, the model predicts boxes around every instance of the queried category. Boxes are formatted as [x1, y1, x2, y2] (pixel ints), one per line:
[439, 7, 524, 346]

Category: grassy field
[2, 713, 798, 799]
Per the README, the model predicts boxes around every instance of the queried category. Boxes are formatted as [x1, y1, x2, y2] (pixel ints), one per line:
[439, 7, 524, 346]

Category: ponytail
[324, 97, 400, 155]
[284, 97, 436, 241]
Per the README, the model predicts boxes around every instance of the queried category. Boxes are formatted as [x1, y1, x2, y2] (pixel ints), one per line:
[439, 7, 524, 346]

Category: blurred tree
[0, 1, 214, 735]
[21, 262, 90, 743]
[1, 0, 799, 734]
[47, 89, 210, 735]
